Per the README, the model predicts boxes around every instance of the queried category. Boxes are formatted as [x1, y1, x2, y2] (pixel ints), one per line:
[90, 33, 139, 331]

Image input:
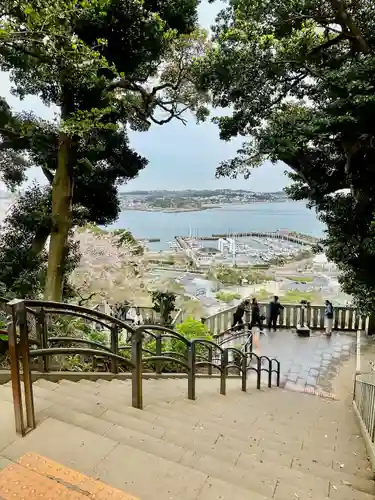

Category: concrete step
[0, 377, 373, 500]
[37, 401, 375, 498]
[1, 381, 370, 479]
[0, 417, 270, 500]
[3, 380, 373, 498]
[29, 380, 371, 476]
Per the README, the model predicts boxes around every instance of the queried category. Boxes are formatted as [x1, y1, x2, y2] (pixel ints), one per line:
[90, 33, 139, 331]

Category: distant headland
[119, 189, 289, 213]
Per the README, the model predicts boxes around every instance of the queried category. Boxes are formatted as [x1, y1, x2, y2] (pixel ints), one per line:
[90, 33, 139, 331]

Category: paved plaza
[252, 329, 357, 395]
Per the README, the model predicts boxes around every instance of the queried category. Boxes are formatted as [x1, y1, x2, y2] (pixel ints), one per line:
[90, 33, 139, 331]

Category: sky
[0, 1, 292, 192]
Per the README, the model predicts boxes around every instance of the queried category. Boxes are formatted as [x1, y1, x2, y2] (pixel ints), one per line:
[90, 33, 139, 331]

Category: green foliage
[215, 291, 241, 303]
[285, 276, 313, 283]
[0, 0, 209, 300]
[113, 229, 144, 256]
[173, 317, 212, 368]
[198, 0, 375, 312]
[214, 266, 271, 285]
[281, 290, 321, 305]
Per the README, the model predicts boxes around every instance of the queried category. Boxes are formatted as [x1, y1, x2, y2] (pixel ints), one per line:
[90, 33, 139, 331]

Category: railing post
[188, 342, 196, 400]
[207, 346, 213, 376]
[7, 299, 36, 435]
[241, 352, 247, 392]
[110, 325, 119, 374]
[155, 333, 162, 375]
[256, 357, 261, 390]
[220, 349, 228, 395]
[36, 307, 48, 372]
[131, 329, 143, 409]
[267, 358, 272, 388]
[7, 300, 24, 435]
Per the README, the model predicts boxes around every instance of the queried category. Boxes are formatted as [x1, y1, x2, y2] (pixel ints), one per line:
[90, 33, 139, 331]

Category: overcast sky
[0, 0, 291, 192]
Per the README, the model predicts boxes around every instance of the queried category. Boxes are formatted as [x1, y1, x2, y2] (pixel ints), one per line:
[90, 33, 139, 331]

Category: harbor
[170, 230, 314, 268]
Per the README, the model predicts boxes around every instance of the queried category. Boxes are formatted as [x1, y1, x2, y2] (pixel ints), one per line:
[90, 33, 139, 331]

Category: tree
[198, 0, 375, 312]
[151, 291, 176, 326]
[0, 0, 209, 301]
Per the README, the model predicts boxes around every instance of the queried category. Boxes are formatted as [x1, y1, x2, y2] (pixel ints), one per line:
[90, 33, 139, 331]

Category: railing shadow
[5, 299, 281, 437]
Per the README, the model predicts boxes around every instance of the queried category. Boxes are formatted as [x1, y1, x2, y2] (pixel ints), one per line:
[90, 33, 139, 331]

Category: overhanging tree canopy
[199, 0, 375, 312]
[0, 0, 209, 300]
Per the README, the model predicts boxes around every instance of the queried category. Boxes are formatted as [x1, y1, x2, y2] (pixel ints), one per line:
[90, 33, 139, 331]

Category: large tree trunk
[44, 133, 74, 301]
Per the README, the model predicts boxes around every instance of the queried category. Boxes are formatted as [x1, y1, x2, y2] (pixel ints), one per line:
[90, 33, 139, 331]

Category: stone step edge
[37, 400, 375, 496]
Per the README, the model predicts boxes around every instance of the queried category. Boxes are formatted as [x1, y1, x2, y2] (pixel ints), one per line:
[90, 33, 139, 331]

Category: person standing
[231, 299, 250, 330]
[250, 297, 263, 333]
[134, 307, 144, 326]
[325, 300, 334, 336]
[268, 296, 284, 332]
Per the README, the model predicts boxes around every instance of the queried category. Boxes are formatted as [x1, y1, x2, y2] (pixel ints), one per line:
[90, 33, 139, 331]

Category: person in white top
[133, 308, 144, 326]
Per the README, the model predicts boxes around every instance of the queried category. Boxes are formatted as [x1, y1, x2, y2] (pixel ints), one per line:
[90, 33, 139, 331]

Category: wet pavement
[253, 329, 356, 395]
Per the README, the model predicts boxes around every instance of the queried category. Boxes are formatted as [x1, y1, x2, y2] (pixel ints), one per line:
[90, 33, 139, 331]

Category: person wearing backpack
[325, 300, 334, 336]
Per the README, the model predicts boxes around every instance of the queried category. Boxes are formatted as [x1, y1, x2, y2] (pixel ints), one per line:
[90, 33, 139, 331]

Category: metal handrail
[5, 298, 281, 436]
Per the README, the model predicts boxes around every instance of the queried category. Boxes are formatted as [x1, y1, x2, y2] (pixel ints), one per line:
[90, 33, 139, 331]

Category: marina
[172, 230, 314, 268]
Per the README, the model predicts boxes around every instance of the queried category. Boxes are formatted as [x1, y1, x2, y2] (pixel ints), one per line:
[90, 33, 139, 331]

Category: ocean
[108, 201, 325, 252]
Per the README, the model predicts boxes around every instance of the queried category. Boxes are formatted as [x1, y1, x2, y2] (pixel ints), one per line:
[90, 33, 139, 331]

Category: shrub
[216, 291, 241, 303]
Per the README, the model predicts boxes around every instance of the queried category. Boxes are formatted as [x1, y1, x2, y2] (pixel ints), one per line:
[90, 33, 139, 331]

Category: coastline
[120, 199, 289, 214]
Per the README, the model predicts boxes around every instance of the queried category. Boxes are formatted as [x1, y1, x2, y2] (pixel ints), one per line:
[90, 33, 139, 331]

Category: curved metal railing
[4, 298, 281, 436]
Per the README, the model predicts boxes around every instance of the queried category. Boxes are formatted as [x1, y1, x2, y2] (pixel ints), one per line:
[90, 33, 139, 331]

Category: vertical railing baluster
[188, 342, 196, 401]
[241, 350, 247, 392]
[285, 306, 291, 328]
[306, 305, 311, 327]
[208, 346, 213, 376]
[220, 349, 228, 395]
[155, 333, 162, 375]
[348, 308, 354, 331]
[110, 325, 119, 374]
[36, 307, 48, 372]
[293, 306, 298, 328]
[312, 307, 319, 328]
[319, 307, 325, 329]
[256, 357, 261, 390]
[7, 300, 24, 435]
[131, 329, 143, 409]
[19, 302, 35, 431]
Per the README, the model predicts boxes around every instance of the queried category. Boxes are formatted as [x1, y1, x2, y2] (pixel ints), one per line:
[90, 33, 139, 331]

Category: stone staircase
[0, 377, 374, 500]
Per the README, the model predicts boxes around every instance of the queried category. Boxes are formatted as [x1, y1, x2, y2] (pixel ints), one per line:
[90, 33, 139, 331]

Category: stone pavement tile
[291, 457, 375, 495]
[0, 400, 19, 452]
[1, 418, 118, 475]
[182, 449, 278, 497]
[163, 428, 242, 465]
[196, 477, 270, 500]
[328, 481, 375, 500]
[40, 402, 115, 436]
[94, 443, 207, 500]
[104, 423, 187, 464]
[273, 478, 329, 500]
[331, 455, 372, 477]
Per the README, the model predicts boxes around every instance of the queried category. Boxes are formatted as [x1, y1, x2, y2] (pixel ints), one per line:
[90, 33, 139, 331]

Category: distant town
[119, 190, 289, 212]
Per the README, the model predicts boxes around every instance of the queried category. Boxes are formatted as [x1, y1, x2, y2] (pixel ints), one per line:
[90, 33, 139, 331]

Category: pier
[212, 231, 312, 246]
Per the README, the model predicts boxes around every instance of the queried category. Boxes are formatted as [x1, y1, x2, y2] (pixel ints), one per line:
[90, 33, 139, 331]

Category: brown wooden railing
[4, 299, 280, 436]
[202, 302, 369, 337]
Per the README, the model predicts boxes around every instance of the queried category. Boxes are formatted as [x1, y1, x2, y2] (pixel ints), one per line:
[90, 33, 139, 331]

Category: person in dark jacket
[231, 299, 250, 329]
[268, 296, 284, 332]
[250, 297, 263, 333]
